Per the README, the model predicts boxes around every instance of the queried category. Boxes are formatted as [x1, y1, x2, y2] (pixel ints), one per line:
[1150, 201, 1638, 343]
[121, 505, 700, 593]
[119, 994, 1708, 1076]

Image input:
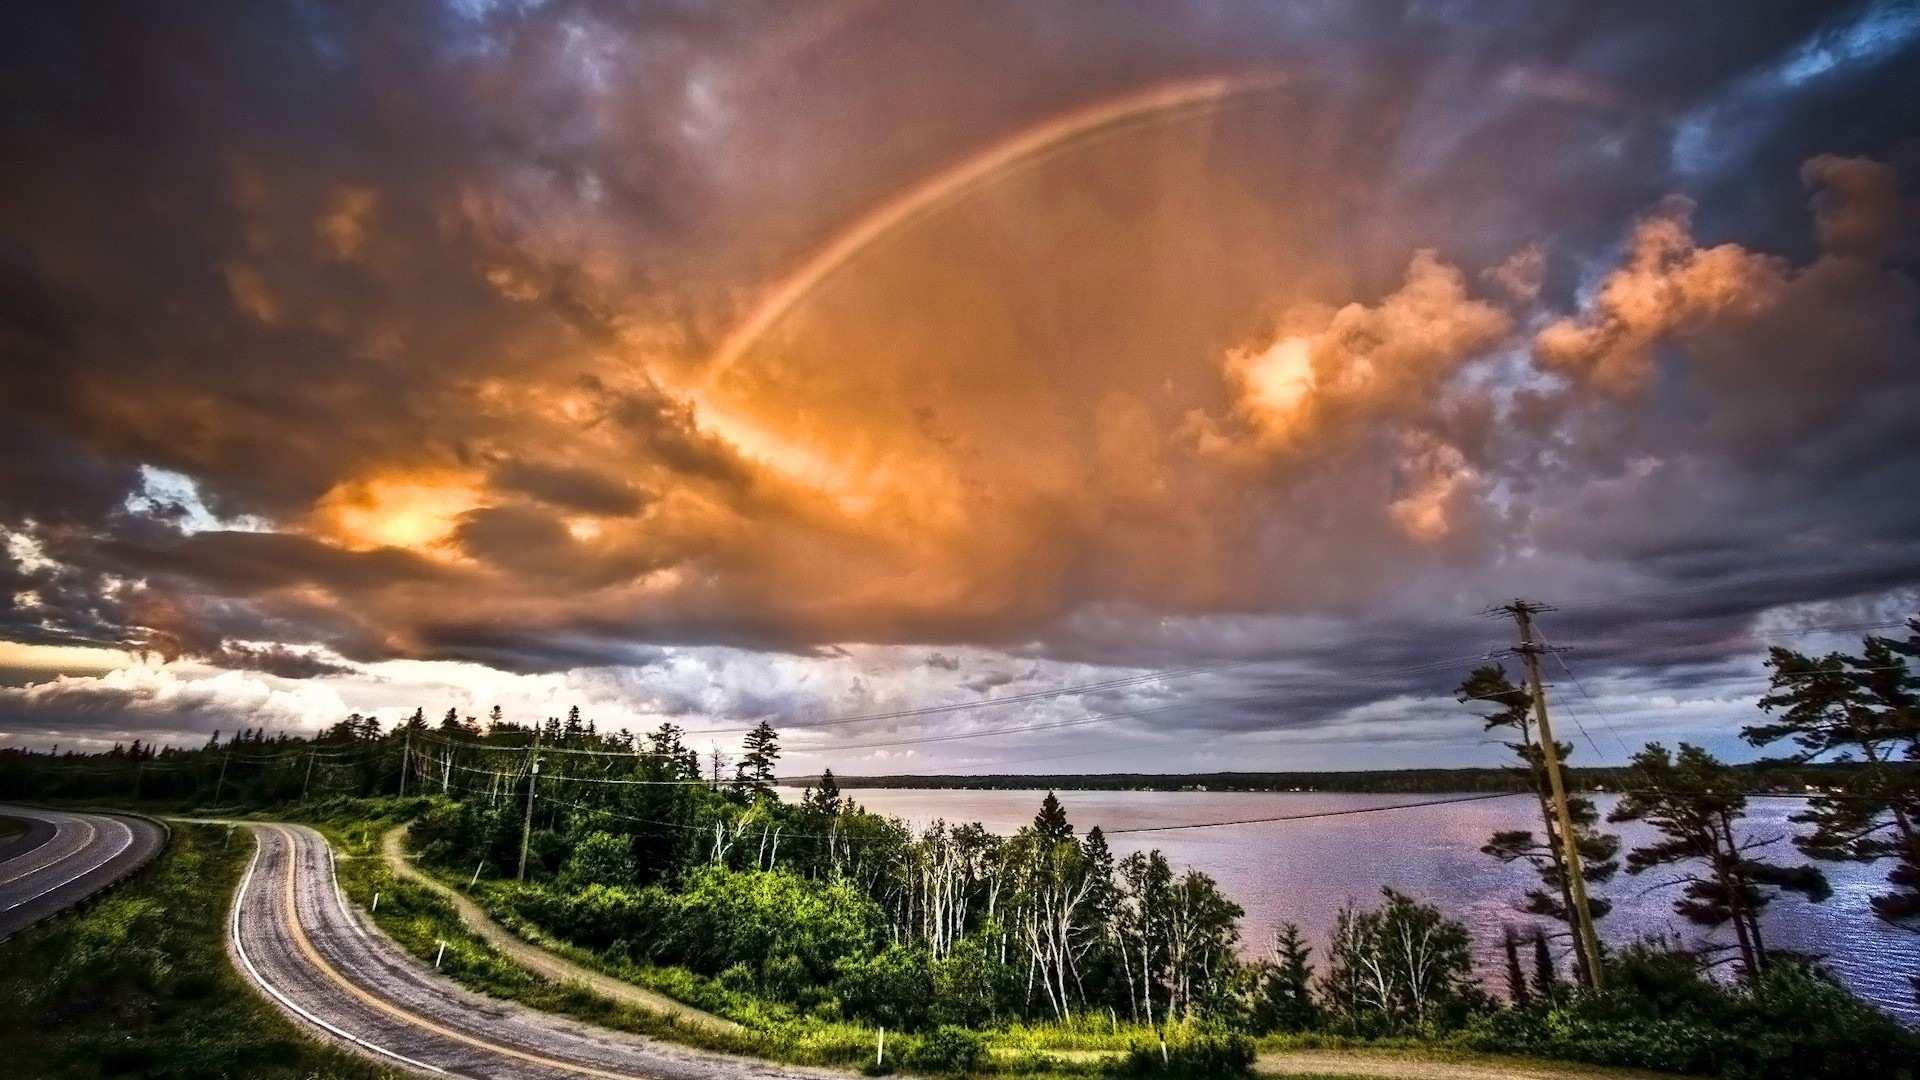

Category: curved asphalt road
[231, 823, 840, 1080]
[0, 805, 168, 939]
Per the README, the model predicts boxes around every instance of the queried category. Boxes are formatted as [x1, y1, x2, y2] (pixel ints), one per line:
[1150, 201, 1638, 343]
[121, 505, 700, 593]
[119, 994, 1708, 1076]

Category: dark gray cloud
[1, 0, 1917, 763]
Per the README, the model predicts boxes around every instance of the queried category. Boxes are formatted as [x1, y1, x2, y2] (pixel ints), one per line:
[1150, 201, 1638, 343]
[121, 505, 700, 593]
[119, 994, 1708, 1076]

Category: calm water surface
[848, 788, 1920, 1023]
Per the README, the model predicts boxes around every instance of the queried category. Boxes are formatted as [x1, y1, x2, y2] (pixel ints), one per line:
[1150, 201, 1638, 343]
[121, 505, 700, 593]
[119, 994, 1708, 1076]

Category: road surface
[0, 805, 168, 939]
[230, 822, 836, 1080]
[380, 825, 739, 1035]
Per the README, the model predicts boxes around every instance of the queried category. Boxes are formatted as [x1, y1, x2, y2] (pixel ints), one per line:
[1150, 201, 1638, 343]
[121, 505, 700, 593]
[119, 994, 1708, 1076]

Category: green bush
[907, 1025, 988, 1074]
[1108, 1030, 1255, 1078]
[1464, 947, 1919, 1080]
[659, 867, 886, 982]
[834, 943, 935, 1029]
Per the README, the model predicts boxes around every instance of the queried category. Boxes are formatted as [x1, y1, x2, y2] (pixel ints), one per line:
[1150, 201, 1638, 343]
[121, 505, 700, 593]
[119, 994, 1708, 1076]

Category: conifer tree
[1750, 622, 1920, 928]
[1457, 665, 1619, 941]
[734, 720, 780, 798]
[1610, 742, 1831, 980]
[1034, 791, 1073, 844]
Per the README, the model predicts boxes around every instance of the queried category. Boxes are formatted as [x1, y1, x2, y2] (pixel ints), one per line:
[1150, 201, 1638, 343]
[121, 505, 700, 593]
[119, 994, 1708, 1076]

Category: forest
[2, 621, 1918, 1079]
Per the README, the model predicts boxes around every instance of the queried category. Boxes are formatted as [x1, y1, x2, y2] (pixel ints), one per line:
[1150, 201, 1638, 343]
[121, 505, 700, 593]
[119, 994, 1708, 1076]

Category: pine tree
[1610, 742, 1831, 980]
[487, 704, 504, 733]
[1257, 922, 1320, 1031]
[734, 721, 780, 798]
[1502, 926, 1532, 1007]
[402, 707, 429, 732]
[647, 722, 701, 780]
[1530, 928, 1558, 999]
[1750, 623, 1920, 929]
[1457, 665, 1619, 943]
[803, 768, 842, 815]
[1034, 791, 1073, 844]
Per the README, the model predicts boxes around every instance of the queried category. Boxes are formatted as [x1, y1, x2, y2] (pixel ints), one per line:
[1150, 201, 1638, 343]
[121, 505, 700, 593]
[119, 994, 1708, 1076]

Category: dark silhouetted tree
[1610, 742, 1832, 980]
[1457, 664, 1618, 978]
[1751, 623, 1920, 929]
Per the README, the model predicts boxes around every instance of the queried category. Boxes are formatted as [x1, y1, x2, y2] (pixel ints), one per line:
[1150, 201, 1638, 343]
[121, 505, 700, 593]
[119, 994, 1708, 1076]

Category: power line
[1105, 791, 1525, 835]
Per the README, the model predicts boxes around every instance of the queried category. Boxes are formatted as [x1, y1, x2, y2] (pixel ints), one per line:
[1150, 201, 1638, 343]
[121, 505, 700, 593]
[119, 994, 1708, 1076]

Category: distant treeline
[812, 760, 1910, 794]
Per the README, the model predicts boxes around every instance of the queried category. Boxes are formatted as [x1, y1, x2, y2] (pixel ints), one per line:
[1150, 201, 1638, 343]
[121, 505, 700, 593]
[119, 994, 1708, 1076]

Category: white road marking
[229, 825, 453, 1077]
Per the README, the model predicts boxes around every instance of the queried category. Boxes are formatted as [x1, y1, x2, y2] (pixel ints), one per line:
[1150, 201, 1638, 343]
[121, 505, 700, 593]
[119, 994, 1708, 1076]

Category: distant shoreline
[783, 760, 1909, 795]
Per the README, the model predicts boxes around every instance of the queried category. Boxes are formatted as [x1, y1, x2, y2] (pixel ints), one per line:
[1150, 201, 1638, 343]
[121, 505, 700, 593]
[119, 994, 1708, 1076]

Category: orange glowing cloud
[1221, 250, 1511, 451]
[310, 470, 485, 554]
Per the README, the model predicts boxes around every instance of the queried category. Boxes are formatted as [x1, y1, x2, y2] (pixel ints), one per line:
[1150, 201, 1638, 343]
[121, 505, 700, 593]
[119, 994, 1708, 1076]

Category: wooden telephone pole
[1496, 599, 1605, 990]
[517, 729, 542, 881]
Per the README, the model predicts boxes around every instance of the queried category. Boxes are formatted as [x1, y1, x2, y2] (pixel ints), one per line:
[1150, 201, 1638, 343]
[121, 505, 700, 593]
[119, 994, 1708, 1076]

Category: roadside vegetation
[1, 620, 1915, 1079]
[0, 821, 398, 1080]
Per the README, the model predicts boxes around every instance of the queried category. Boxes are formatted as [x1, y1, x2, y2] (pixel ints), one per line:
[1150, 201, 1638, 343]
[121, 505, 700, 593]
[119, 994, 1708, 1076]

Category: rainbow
[704, 73, 1287, 380]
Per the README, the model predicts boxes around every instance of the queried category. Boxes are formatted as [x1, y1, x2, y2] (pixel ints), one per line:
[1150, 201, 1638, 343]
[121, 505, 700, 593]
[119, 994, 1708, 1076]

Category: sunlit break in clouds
[1, 1, 1918, 770]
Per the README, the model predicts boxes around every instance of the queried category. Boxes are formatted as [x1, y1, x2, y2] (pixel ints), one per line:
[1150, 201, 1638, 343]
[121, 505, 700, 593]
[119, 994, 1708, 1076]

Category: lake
[846, 787, 1920, 1023]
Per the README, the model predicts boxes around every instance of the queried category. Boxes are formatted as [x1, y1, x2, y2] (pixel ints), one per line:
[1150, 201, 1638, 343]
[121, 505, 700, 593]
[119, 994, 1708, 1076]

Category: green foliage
[1107, 1029, 1255, 1078]
[661, 866, 885, 982]
[1751, 624, 1920, 929]
[907, 1025, 988, 1074]
[0, 824, 396, 1079]
[1249, 922, 1321, 1033]
[931, 936, 1016, 1027]
[563, 830, 639, 888]
[1464, 944, 1919, 1079]
[835, 944, 935, 1029]
[1320, 888, 1479, 1035]
[1610, 742, 1831, 978]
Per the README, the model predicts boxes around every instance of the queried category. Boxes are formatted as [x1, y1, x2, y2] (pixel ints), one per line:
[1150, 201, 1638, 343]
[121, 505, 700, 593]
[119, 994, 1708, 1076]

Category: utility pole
[213, 747, 231, 804]
[1497, 599, 1605, 989]
[517, 729, 542, 881]
[399, 729, 411, 797]
[302, 748, 317, 800]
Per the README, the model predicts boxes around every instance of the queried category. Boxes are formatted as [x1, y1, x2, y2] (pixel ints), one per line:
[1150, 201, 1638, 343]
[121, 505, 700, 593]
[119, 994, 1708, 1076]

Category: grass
[0, 821, 399, 1080]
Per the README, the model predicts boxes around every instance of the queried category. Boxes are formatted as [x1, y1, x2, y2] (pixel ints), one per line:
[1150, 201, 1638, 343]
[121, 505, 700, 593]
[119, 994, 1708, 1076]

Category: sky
[1, 0, 1917, 774]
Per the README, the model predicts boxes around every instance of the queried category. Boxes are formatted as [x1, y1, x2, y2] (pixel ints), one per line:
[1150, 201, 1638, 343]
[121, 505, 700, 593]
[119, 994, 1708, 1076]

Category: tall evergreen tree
[1610, 742, 1831, 980]
[1034, 791, 1073, 844]
[734, 720, 780, 798]
[1750, 623, 1920, 928]
[1456, 665, 1619, 958]
[802, 768, 843, 815]
[1256, 922, 1321, 1031]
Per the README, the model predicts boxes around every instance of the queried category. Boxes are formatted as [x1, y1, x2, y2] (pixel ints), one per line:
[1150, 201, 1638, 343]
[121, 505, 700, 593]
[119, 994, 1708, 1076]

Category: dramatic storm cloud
[2, 0, 1917, 768]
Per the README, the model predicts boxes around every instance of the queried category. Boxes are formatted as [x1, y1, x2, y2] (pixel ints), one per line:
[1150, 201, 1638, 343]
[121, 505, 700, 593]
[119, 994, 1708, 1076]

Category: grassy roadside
[0, 821, 398, 1080]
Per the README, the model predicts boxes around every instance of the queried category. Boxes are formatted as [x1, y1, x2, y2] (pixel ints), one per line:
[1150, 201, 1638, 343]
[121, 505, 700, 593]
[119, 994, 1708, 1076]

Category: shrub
[1463, 945, 1919, 1080]
[657, 867, 886, 982]
[907, 1025, 987, 1074]
[930, 937, 1014, 1027]
[1109, 1030, 1255, 1078]
[563, 830, 638, 887]
[834, 944, 935, 1030]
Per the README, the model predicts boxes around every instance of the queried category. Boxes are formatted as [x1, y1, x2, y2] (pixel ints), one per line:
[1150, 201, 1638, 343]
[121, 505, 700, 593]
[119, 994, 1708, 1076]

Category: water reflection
[849, 787, 1920, 1023]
